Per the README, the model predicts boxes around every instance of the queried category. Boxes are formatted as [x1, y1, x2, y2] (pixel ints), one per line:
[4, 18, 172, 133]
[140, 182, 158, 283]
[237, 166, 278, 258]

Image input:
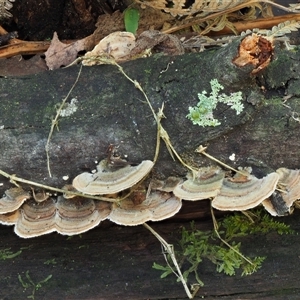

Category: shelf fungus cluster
[0, 160, 300, 238]
[0, 194, 111, 238]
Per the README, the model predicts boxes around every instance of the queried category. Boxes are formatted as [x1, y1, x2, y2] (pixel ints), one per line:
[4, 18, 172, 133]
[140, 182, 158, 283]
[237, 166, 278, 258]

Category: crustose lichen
[187, 79, 244, 127]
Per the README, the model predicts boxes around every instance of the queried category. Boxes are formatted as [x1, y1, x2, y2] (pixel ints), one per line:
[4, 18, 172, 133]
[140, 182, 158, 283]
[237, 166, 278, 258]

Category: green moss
[153, 209, 294, 286]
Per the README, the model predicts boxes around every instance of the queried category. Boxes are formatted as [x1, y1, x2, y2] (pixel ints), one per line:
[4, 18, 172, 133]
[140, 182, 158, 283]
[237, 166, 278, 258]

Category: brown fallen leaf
[45, 32, 88, 70]
[0, 54, 47, 76]
[129, 30, 184, 58]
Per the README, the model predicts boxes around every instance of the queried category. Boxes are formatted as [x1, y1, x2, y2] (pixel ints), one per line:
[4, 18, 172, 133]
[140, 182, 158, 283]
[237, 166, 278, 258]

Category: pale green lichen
[187, 79, 244, 127]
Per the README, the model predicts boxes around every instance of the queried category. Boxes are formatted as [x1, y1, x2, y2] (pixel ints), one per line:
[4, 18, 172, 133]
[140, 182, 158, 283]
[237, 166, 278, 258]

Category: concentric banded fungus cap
[0, 210, 20, 225]
[150, 176, 183, 192]
[0, 187, 30, 214]
[55, 196, 111, 235]
[108, 191, 182, 226]
[14, 197, 112, 238]
[72, 159, 154, 195]
[276, 168, 300, 205]
[14, 198, 57, 238]
[262, 191, 290, 216]
[212, 171, 279, 211]
[173, 167, 225, 201]
[263, 168, 300, 216]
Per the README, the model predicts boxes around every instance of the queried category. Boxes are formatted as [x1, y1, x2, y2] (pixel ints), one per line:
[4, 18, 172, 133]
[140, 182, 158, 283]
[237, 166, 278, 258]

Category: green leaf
[124, 8, 140, 35]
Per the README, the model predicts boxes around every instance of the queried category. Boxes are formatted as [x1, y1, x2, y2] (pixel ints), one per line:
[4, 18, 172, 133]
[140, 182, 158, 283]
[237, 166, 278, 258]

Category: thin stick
[0, 169, 119, 202]
[195, 145, 245, 175]
[143, 223, 194, 299]
[45, 64, 83, 177]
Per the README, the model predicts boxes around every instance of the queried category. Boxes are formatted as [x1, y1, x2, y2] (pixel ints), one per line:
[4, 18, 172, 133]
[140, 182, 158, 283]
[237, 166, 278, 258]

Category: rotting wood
[0, 37, 299, 194]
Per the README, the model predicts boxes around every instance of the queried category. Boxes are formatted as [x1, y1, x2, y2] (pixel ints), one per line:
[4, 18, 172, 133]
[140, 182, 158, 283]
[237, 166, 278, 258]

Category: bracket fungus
[173, 167, 225, 201]
[14, 197, 111, 238]
[262, 191, 290, 217]
[277, 168, 300, 205]
[150, 176, 183, 192]
[108, 190, 181, 226]
[14, 198, 57, 238]
[0, 210, 20, 225]
[72, 159, 154, 195]
[263, 168, 300, 216]
[0, 187, 31, 214]
[212, 171, 279, 211]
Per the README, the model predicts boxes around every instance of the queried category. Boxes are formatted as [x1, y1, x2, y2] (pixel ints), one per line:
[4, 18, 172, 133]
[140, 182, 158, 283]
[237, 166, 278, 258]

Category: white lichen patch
[59, 98, 78, 117]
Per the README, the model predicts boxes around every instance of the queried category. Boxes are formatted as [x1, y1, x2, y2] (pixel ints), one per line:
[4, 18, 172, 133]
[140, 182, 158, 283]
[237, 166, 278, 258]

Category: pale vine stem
[210, 205, 254, 266]
[45, 64, 83, 177]
[143, 223, 194, 299]
[0, 169, 120, 202]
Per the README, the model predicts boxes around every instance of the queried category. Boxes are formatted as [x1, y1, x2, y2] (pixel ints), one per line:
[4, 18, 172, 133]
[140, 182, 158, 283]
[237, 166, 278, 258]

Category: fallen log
[0, 35, 300, 299]
[0, 37, 299, 193]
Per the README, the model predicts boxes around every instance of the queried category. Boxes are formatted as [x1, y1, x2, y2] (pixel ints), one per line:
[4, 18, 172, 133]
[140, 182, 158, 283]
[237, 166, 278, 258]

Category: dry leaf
[82, 31, 136, 66]
[127, 30, 184, 60]
[45, 32, 87, 70]
[0, 0, 14, 18]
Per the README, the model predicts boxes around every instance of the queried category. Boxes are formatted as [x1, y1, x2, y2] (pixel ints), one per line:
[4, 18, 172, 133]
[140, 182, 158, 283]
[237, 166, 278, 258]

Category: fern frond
[267, 20, 300, 37]
[0, 0, 15, 19]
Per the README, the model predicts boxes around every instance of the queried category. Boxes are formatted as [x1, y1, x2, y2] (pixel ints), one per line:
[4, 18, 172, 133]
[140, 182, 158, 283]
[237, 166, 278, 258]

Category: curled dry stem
[113, 59, 198, 173]
[45, 64, 83, 178]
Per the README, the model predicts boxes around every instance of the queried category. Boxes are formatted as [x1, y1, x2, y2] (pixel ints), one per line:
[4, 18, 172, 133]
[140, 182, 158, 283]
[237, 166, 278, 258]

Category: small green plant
[124, 7, 140, 35]
[43, 258, 57, 265]
[0, 246, 31, 261]
[187, 79, 244, 127]
[18, 271, 52, 300]
[153, 209, 294, 286]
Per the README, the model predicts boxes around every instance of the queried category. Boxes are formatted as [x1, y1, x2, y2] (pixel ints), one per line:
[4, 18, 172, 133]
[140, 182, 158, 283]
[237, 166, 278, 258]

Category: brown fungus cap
[108, 190, 182, 226]
[212, 171, 279, 211]
[0, 187, 31, 214]
[150, 176, 183, 192]
[263, 168, 300, 216]
[276, 168, 300, 206]
[72, 159, 154, 195]
[262, 191, 290, 217]
[0, 210, 20, 225]
[173, 167, 225, 201]
[55, 196, 111, 235]
[14, 198, 57, 238]
[14, 197, 111, 238]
